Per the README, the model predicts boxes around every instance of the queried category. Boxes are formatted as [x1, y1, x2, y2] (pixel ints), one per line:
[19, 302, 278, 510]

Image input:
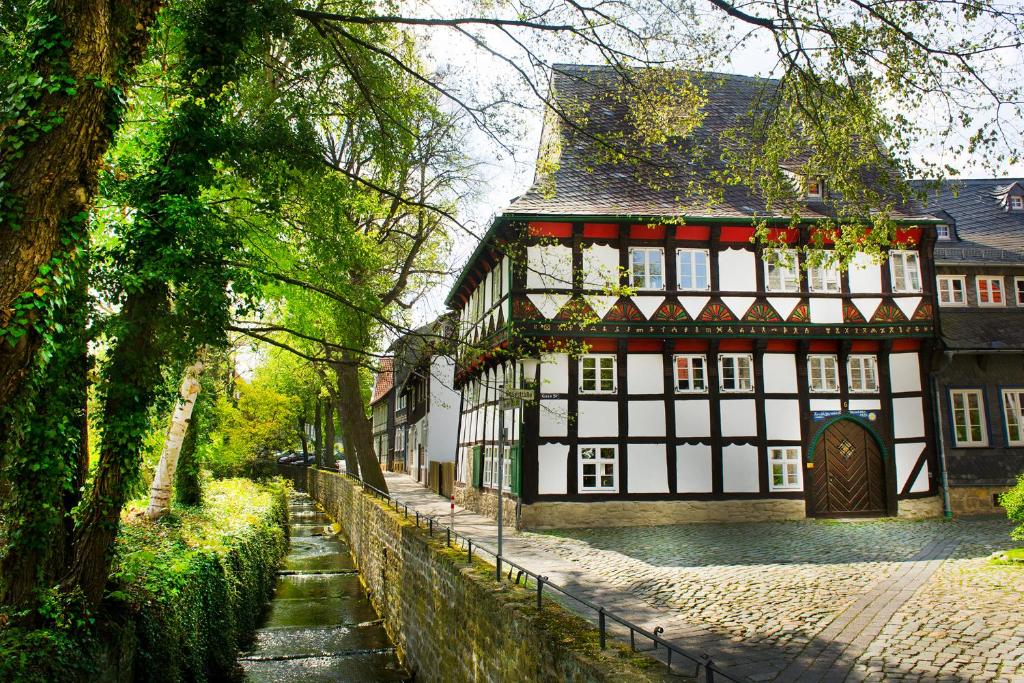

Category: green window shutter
[510, 444, 522, 496]
[472, 446, 484, 488]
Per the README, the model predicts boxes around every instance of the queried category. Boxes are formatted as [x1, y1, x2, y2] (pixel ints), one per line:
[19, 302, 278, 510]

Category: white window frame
[889, 250, 923, 293]
[847, 355, 879, 393]
[1012, 196, 1024, 210]
[764, 249, 800, 293]
[674, 354, 708, 393]
[768, 447, 803, 491]
[629, 247, 665, 290]
[935, 224, 951, 240]
[719, 353, 754, 393]
[1003, 389, 1024, 446]
[676, 248, 710, 291]
[805, 177, 823, 199]
[950, 389, 988, 447]
[501, 445, 512, 492]
[578, 445, 618, 493]
[808, 261, 841, 293]
[936, 275, 967, 307]
[976, 275, 1006, 307]
[580, 354, 617, 394]
[1015, 277, 1024, 306]
[807, 354, 840, 393]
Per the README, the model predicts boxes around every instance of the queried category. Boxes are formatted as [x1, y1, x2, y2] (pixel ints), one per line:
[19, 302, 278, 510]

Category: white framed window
[889, 250, 922, 293]
[674, 354, 707, 393]
[719, 353, 754, 393]
[580, 354, 616, 393]
[501, 445, 512, 491]
[676, 248, 710, 291]
[397, 392, 407, 411]
[579, 445, 618, 492]
[977, 276, 1005, 306]
[807, 354, 840, 393]
[483, 446, 496, 487]
[808, 261, 841, 293]
[765, 249, 800, 292]
[805, 178, 823, 199]
[1003, 389, 1024, 446]
[1015, 277, 1024, 306]
[935, 224, 951, 240]
[629, 247, 665, 290]
[950, 389, 987, 447]
[936, 275, 967, 306]
[847, 355, 879, 393]
[769, 447, 803, 491]
[1012, 196, 1024, 210]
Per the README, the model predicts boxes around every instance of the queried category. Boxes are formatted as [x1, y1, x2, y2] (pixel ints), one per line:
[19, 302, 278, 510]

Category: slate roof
[506, 64, 934, 222]
[910, 178, 1024, 264]
[392, 315, 456, 392]
[946, 450, 1024, 487]
[369, 356, 394, 406]
[938, 310, 1024, 351]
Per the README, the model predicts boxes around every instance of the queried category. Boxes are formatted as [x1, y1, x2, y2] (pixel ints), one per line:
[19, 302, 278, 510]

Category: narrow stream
[240, 492, 409, 682]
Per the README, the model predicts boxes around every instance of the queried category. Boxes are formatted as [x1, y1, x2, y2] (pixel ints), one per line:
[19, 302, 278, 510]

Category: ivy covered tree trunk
[146, 358, 203, 520]
[334, 356, 385, 491]
[173, 412, 202, 506]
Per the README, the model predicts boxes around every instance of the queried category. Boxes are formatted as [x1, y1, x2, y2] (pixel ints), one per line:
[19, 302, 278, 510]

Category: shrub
[1001, 473, 1024, 542]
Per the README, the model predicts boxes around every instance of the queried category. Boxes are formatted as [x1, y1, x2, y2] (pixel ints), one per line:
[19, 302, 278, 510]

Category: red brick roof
[369, 356, 394, 405]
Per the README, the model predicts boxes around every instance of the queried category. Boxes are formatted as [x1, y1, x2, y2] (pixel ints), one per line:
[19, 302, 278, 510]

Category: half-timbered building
[448, 65, 945, 528]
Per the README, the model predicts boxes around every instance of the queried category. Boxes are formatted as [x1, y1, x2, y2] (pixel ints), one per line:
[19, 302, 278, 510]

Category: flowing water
[240, 493, 409, 682]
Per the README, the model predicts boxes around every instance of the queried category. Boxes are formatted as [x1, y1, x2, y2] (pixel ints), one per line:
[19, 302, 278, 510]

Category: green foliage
[204, 380, 300, 479]
[1000, 474, 1024, 542]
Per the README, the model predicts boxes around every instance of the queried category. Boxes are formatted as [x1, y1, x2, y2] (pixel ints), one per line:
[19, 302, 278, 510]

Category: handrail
[334, 470, 741, 683]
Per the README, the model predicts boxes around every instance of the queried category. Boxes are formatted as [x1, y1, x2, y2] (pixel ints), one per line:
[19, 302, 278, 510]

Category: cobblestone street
[382, 474, 1024, 682]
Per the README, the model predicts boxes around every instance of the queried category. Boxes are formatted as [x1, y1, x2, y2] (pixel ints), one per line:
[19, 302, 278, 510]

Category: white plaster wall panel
[848, 252, 882, 293]
[851, 297, 882, 321]
[722, 443, 760, 492]
[720, 399, 757, 437]
[894, 296, 922, 320]
[627, 354, 664, 394]
[764, 399, 801, 440]
[892, 397, 925, 439]
[578, 401, 619, 437]
[628, 444, 670, 493]
[538, 399, 569, 437]
[482, 269, 492, 310]
[675, 400, 711, 438]
[633, 295, 665, 320]
[809, 398, 841, 411]
[767, 297, 800, 320]
[583, 295, 618, 319]
[527, 292, 571, 319]
[428, 356, 459, 462]
[894, 442, 926, 493]
[718, 248, 757, 291]
[889, 353, 922, 393]
[676, 444, 713, 493]
[848, 399, 882, 411]
[539, 353, 569, 394]
[582, 244, 620, 289]
[679, 296, 710, 319]
[762, 354, 798, 394]
[526, 244, 573, 290]
[537, 443, 569, 494]
[809, 298, 844, 324]
[721, 297, 755, 319]
[628, 400, 666, 437]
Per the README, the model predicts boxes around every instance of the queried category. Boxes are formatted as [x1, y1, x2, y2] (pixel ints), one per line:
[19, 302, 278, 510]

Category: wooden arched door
[810, 419, 886, 515]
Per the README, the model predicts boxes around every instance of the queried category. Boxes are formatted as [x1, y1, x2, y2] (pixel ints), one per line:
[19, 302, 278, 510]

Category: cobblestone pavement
[381, 475, 1024, 682]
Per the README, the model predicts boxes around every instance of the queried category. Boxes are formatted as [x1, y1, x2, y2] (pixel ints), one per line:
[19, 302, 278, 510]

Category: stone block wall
[518, 498, 807, 529]
[453, 482, 519, 528]
[949, 486, 1010, 515]
[896, 495, 945, 519]
[308, 469, 667, 683]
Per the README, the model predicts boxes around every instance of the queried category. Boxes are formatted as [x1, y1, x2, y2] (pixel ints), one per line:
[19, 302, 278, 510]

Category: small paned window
[936, 275, 967, 306]
[580, 354, 616, 393]
[1012, 196, 1024, 210]
[847, 355, 879, 393]
[976, 276, 1005, 306]
[808, 262, 841, 293]
[936, 224, 951, 240]
[674, 354, 708, 393]
[805, 178, 823, 199]
[889, 250, 922, 293]
[677, 249, 710, 290]
[501, 445, 512, 491]
[629, 247, 665, 290]
[769, 447, 802, 491]
[1016, 277, 1024, 306]
[950, 389, 988, 447]
[719, 354, 754, 393]
[808, 355, 840, 393]
[483, 447, 495, 487]
[579, 445, 618, 492]
[765, 250, 800, 292]
[1003, 389, 1024, 446]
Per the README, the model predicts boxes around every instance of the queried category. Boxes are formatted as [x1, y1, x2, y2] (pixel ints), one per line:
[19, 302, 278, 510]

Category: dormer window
[805, 178, 823, 200]
[936, 224, 951, 240]
[1011, 196, 1023, 210]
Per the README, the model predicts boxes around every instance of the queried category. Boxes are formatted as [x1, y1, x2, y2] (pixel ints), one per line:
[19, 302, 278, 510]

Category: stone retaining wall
[308, 469, 668, 683]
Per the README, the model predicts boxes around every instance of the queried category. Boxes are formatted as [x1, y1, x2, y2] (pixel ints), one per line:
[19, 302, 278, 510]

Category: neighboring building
[370, 356, 396, 470]
[448, 65, 944, 528]
[915, 178, 1024, 515]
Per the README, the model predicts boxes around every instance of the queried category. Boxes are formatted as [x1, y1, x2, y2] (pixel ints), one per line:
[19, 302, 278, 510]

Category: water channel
[240, 492, 409, 682]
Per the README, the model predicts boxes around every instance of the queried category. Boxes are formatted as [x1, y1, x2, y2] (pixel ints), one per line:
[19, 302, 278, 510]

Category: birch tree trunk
[145, 359, 204, 520]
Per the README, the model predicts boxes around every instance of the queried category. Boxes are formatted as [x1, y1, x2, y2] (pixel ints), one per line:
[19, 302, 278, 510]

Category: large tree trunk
[173, 410, 202, 506]
[146, 359, 203, 520]
[313, 399, 323, 468]
[298, 414, 309, 459]
[333, 356, 386, 492]
[324, 398, 336, 468]
[0, 0, 160, 413]
[334, 395, 359, 478]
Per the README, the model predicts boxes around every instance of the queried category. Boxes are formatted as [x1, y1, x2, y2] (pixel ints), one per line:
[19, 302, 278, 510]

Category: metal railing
[341, 472, 741, 683]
